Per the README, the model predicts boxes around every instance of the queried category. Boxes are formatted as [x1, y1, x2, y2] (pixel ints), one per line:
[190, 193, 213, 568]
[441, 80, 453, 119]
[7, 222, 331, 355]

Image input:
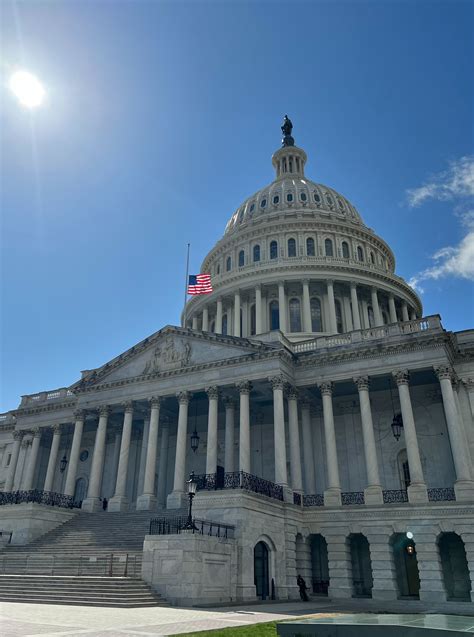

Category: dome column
[237, 381, 251, 474]
[234, 291, 241, 337]
[326, 280, 338, 334]
[216, 299, 223, 334]
[350, 282, 361, 330]
[202, 307, 209, 331]
[371, 287, 383, 327]
[192, 316, 198, 330]
[388, 294, 397, 323]
[401, 301, 409, 322]
[410, 308, 417, 321]
[318, 382, 342, 506]
[255, 285, 263, 334]
[302, 280, 311, 332]
[278, 283, 287, 332]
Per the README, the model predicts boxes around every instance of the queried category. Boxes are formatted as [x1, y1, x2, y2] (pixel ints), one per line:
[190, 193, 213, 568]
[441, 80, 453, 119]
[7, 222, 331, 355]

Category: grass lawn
[170, 621, 278, 636]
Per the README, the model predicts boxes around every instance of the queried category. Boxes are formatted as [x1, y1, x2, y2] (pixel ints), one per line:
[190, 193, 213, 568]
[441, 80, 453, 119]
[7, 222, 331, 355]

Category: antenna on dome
[281, 115, 295, 147]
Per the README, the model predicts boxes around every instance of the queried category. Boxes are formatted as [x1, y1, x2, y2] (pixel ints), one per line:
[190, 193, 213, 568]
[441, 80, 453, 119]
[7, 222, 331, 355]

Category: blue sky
[1, 0, 473, 412]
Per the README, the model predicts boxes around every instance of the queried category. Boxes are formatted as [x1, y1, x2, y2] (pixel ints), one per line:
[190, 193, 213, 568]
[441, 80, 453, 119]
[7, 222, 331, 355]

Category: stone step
[0, 594, 165, 607]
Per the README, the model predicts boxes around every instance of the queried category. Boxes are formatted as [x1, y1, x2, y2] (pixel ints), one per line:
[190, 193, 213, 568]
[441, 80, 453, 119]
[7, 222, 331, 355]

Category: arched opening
[306, 237, 315, 256]
[325, 238, 333, 257]
[269, 300, 279, 331]
[270, 241, 278, 260]
[73, 477, 87, 506]
[288, 238, 297, 257]
[310, 298, 323, 332]
[222, 314, 228, 336]
[367, 306, 375, 328]
[438, 533, 472, 601]
[250, 304, 256, 336]
[370, 251, 375, 264]
[289, 298, 301, 332]
[254, 541, 270, 600]
[397, 449, 410, 490]
[238, 250, 245, 267]
[391, 533, 420, 599]
[253, 244, 260, 262]
[349, 534, 373, 598]
[382, 310, 389, 325]
[357, 246, 364, 261]
[342, 241, 350, 258]
[310, 534, 329, 596]
[335, 300, 344, 334]
[226, 256, 232, 271]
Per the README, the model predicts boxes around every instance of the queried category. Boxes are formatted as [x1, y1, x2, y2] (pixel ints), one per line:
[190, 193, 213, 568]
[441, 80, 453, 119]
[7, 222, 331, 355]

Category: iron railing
[149, 516, 235, 539]
[303, 494, 324, 507]
[428, 487, 456, 502]
[341, 492, 365, 505]
[293, 492, 302, 506]
[383, 490, 409, 503]
[0, 553, 141, 578]
[195, 471, 284, 501]
[0, 490, 79, 509]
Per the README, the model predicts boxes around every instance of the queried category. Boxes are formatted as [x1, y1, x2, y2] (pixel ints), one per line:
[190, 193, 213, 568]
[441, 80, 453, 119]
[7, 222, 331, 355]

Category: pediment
[72, 326, 275, 390]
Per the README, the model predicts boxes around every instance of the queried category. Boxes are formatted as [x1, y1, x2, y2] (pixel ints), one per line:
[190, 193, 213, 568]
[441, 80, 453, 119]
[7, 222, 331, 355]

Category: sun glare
[9, 70, 46, 109]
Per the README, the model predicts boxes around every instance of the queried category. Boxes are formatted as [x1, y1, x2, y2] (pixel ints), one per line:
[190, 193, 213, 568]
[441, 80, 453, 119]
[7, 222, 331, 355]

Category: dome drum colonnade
[184, 139, 421, 338]
[4, 364, 473, 509]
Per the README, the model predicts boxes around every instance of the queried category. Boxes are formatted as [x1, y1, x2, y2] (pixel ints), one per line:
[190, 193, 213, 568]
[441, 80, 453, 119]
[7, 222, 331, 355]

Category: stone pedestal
[81, 497, 103, 513]
[167, 491, 187, 510]
[364, 485, 384, 505]
[407, 483, 428, 503]
[136, 493, 157, 511]
[108, 495, 129, 512]
[324, 487, 342, 507]
[454, 481, 474, 502]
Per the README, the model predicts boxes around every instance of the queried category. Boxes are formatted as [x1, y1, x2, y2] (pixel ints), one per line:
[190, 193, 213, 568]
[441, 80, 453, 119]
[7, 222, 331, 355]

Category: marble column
[318, 382, 342, 506]
[270, 376, 288, 487]
[255, 286, 263, 334]
[234, 291, 241, 337]
[205, 386, 219, 475]
[302, 280, 311, 332]
[82, 406, 110, 512]
[192, 316, 198, 330]
[64, 410, 85, 497]
[343, 296, 353, 332]
[350, 282, 362, 330]
[43, 424, 62, 493]
[22, 428, 42, 491]
[435, 367, 474, 501]
[137, 397, 161, 510]
[242, 299, 249, 337]
[287, 387, 303, 493]
[353, 377, 383, 504]
[371, 287, 383, 327]
[216, 299, 223, 334]
[224, 397, 236, 473]
[388, 294, 397, 323]
[393, 371, 428, 503]
[137, 417, 150, 496]
[4, 431, 23, 492]
[157, 418, 170, 506]
[109, 402, 134, 511]
[410, 309, 417, 321]
[361, 299, 370, 329]
[401, 301, 409, 322]
[168, 391, 190, 509]
[326, 280, 338, 334]
[202, 307, 209, 331]
[300, 401, 316, 494]
[278, 282, 287, 332]
[237, 381, 251, 474]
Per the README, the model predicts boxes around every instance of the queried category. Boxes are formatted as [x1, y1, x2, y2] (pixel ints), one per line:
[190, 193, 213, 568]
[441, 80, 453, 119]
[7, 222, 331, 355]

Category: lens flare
[9, 70, 46, 109]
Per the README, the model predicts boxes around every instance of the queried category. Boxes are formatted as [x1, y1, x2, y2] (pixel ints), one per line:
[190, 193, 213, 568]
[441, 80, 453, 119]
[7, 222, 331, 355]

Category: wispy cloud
[406, 158, 474, 292]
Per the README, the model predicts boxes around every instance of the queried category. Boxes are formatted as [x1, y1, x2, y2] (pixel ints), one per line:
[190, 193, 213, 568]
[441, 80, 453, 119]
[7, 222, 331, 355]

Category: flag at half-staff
[187, 273, 213, 295]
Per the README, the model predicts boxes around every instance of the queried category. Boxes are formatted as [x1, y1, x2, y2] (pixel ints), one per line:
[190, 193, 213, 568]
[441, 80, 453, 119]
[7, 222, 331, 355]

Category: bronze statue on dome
[281, 115, 295, 147]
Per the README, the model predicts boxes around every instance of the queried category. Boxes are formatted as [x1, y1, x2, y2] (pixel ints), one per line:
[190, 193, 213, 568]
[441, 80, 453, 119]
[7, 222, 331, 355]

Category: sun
[9, 70, 46, 109]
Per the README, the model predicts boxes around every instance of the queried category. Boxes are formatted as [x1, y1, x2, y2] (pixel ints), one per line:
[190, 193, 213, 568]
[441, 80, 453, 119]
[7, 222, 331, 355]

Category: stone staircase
[0, 507, 186, 606]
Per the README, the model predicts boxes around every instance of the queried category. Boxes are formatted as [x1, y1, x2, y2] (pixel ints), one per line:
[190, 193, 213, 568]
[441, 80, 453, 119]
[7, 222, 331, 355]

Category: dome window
[325, 238, 334, 257]
[370, 251, 375, 264]
[335, 300, 344, 334]
[260, 198, 267, 208]
[337, 198, 344, 210]
[313, 191, 321, 203]
[326, 194, 334, 206]
[287, 193, 293, 202]
[270, 240, 278, 260]
[253, 244, 261, 262]
[306, 237, 315, 256]
[288, 238, 297, 257]
[250, 304, 256, 335]
[269, 300, 280, 330]
[342, 241, 350, 259]
[226, 256, 232, 271]
[249, 203, 255, 212]
[310, 298, 323, 332]
[222, 314, 228, 336]
[273, 195, 280, 205]
[238, 208, 245, 222]
[217, 263, 221, 275]
[300, 192, 307, 202]
[289, 298, 302, 332]
[238, 250, 245, 267]
[357, 246, 364, 262]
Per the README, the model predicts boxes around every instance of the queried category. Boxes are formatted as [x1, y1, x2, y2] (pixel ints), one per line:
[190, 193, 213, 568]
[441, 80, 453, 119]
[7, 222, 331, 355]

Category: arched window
[273, 195, 280, 205]
[300, 192, 307, 202]
[217, 263, 221, 275]
[269, 300, 279, 330]
[270, 240, 278, 260]
[222, 314, 228, 336]
[335, 300, 343, 334]
[289, 298, 301, 332]
[367, 305, 375, 328]
[325, 238, 333, 257]
[260, 198, 267, 208]
[286, 193, 293, 202]
[306, 237, 315, 256]
[370, 251, 375, 264]
[342, 241, 350, 259]
[288, 238, 296, 257]
[226, 256, 232, 271]
[357, 246, 364, 261]
[250, 304, 256, 335]
[238, 250, 245, 267]
[253, 244, 260, 262]
[310, 298, 322, 332]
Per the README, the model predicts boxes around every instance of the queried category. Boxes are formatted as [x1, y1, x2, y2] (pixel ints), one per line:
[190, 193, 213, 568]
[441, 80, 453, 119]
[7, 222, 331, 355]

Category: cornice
[15, 400, 77, 417]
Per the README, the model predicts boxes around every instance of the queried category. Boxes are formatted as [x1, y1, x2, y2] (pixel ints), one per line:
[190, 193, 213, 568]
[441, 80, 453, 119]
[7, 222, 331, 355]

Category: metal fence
[195, 471, 284, 501]
[0, 552, 141, 577]
[149, 516, 235, 539]
[0, 490, 79, 509]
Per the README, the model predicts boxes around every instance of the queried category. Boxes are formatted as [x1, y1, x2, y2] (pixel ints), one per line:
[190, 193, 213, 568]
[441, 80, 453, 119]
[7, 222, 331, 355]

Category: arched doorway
[391, 534, 420, 598]
[73, 477, 87, 506]
[438, 533, 472, 601]
[349, 534, 373, 598]
[254, 541, 270, 600]
[310, 534, 329, 595]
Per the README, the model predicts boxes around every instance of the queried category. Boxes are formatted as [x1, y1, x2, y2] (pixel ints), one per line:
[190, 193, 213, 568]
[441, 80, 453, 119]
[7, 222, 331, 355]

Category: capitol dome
[184, 119, 421, 341]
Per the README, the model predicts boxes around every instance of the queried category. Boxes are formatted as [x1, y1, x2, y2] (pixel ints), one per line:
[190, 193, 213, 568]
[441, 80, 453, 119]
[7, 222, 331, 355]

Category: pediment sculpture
[142, 337, 192, 374]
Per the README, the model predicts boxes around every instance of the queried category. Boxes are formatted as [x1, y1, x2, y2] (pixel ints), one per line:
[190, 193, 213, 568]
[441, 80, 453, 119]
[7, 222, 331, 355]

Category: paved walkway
[1, 599, 473, 636]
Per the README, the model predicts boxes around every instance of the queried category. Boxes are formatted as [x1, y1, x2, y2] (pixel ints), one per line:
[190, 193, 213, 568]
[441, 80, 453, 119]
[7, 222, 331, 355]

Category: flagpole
[182, 242, 190, 327]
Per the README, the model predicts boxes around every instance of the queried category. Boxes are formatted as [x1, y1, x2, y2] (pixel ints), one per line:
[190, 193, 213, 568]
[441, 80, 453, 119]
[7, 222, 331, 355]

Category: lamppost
[182, 471, 198, 531]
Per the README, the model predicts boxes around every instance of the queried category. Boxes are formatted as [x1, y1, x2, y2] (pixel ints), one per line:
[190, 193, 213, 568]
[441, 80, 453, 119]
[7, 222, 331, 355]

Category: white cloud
[406, 156, 474, 207]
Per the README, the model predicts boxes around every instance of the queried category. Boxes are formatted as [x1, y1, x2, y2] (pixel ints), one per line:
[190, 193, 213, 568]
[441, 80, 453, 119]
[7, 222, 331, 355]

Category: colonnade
[3, 366, 473, 508]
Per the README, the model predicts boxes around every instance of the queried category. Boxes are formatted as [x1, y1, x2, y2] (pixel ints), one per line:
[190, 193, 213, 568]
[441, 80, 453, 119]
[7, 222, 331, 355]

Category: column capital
[99, 405, 111, 417]
[302, 278, 309, 286]
[122, 401, 134, 414]
[149, 396, 162, 409]
[269, 375, 286, 391]
[326, 279, 334, 287]
[353, 376, 370, 391]
[285, 385, 299, 401]
[176, 391, 191, 404]
[73, 409, 85, 422]
[236, 380, 252, 395]
[318, 381, 333, 396]
[30, 427, 41, 438]
[393, 369, 410, 386]
[223, 395, 236, 408]
[350, 280, 358, 289]
[461, 377, 474, 390]
[434, 365, 455, 382]
[12, 430, 24, 441]
[371, 286, 378, 293]
[51, 424, 63, 434]
[205, 386, 219, 400]
[22, 438, 32, 448]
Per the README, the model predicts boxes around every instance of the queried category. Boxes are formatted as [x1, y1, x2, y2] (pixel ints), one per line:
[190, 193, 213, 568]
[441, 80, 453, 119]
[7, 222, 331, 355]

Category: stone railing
[20, 388, 75, 407]
[292, 315, 442, 353]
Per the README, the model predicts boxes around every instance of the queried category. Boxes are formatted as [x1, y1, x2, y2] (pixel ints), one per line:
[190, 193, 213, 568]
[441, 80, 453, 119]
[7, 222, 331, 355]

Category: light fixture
[406, 531, 414, 539]
[389, 377, 403, 441]
[183, 471, 198, 530]
[59, 454, 68, 473]
[190, 400, 199, 452]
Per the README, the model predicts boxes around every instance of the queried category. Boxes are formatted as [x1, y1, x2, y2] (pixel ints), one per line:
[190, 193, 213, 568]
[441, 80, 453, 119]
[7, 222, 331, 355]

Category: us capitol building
[0, 118, 473, 607]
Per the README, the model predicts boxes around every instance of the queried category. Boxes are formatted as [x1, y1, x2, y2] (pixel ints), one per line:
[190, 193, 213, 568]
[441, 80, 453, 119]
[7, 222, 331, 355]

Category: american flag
[187, 273, 213, 295]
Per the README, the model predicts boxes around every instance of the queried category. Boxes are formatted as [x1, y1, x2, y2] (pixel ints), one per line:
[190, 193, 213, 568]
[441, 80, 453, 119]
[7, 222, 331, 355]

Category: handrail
[0, 552, 141, 577]
[149, 516, 235, 538]
[195, 471, 284, 501]
[0, 490, 80, 509]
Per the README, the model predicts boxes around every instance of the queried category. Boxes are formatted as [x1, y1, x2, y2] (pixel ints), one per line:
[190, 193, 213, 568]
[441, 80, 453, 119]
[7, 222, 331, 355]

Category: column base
[324, 488, 342, 507]
[108, 495, 129, 512]
[167, 491, 187, 510]
[282, 486, 294, 503]
[364, 485, 383, 505]
[454, 480, 474, 502]
[407, 482, 428, 503]
[136, 494, 157, 511]
[81, 497, 102, 513]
